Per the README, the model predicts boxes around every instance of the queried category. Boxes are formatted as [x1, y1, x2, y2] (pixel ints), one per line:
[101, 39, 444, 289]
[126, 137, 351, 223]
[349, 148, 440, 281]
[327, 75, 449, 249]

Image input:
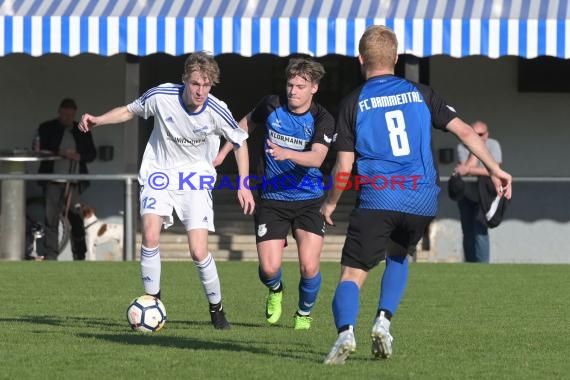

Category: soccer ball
[126, 295, 167, 332]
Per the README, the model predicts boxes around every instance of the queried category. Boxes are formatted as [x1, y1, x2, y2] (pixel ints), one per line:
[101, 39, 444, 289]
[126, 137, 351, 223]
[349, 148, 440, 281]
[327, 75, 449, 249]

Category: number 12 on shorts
[142, 197, 156, 209]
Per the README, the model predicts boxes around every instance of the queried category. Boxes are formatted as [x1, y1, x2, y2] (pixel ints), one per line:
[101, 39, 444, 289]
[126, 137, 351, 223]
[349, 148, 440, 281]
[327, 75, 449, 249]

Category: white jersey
[128, 83, 247, 190]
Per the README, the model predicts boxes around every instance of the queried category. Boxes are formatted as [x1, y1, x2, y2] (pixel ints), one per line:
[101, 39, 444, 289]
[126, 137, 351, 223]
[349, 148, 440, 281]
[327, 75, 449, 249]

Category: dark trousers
[458, 197, 490, 263]
[43, 182, 86, 260]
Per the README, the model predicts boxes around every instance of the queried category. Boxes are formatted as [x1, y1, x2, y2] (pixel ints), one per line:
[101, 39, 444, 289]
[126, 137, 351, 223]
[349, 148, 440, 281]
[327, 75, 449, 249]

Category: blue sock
[298, 271, 322, 314]
[378, 255, 409, 316]
[258, 266, 282, 291]
[332, 281, 360, 330]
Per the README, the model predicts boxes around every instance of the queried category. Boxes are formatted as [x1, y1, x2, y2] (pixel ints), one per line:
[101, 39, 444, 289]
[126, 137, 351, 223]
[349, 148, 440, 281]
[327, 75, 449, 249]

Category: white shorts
[139, 185, 214, 231]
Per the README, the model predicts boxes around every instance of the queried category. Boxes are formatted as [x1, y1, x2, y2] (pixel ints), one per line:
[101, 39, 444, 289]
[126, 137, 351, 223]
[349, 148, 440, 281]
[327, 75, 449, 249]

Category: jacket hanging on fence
[477, 176, 509, 228]
[448, 174, 509, 228]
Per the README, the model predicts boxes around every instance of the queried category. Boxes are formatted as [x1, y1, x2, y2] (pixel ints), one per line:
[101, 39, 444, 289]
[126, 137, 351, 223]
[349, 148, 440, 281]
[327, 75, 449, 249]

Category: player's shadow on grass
[79, 324, 370, 363]
[3, 316, 368, 363]
[3, 315, 289, 331]
[2, 315, 125, 329]
[170, 318, 290, 329]
[80, 332, 291, 358]
[82, 332, 371, 363]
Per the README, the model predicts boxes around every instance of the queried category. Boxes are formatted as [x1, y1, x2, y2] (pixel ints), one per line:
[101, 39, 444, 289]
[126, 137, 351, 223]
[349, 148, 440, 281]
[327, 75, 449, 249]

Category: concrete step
[164, 218, 351, 235]
[134, 249, 343, 262]
[154, 232, 348, 244]
[134, 231, 347, 261]
[133, 236, 429, 263]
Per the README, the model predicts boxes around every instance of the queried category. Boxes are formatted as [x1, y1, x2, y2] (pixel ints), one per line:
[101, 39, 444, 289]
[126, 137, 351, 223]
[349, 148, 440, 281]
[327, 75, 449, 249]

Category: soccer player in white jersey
[79, 52, 255, 329]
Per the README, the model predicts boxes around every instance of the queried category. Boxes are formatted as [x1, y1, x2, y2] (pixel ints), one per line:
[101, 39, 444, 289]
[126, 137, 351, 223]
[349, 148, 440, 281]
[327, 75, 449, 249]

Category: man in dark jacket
[38, 98, 96, 260]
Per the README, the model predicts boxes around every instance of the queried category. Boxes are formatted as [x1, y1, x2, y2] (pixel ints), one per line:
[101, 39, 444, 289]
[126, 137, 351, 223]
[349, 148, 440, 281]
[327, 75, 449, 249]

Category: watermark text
[146, 172, 423, 191]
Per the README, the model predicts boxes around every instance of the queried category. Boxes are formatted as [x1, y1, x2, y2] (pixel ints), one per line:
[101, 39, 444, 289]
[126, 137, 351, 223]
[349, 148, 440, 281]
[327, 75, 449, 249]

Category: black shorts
[341, 208, 434, 271]
[254, 197, 325, 244]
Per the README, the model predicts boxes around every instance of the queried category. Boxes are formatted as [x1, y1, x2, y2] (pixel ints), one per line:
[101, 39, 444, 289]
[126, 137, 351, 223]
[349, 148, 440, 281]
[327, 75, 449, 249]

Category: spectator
[37, 98, 96, 260]
[454, 121, 502, 263]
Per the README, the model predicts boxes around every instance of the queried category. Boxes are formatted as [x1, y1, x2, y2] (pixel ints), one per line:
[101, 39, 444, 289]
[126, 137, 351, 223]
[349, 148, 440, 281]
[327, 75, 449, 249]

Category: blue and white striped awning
[1, 0, 569, 58]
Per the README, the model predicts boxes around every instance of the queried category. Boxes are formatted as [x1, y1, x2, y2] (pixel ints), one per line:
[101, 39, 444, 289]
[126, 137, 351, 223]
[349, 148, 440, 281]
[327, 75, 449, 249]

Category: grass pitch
[0, 261, 568, 379]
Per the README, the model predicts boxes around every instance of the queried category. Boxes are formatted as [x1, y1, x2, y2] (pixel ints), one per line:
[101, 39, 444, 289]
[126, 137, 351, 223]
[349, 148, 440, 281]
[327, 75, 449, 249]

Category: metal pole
[0, 161, 26, 260]
[124, 177, 134, 261]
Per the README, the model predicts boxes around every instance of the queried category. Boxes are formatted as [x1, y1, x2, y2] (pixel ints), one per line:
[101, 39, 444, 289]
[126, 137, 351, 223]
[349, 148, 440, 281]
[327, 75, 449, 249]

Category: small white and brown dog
[78, 203, 123, 261]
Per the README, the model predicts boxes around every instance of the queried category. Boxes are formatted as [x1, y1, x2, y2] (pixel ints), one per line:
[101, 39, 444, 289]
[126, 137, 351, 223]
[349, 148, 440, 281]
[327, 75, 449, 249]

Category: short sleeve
[250, 95, 280, 125]
[310, 103, 335, 147]
[209, 97, 248, 147]
[127, 87, 159, 119]
[332, 89, 360, 152]
[415, 83, 458, 131]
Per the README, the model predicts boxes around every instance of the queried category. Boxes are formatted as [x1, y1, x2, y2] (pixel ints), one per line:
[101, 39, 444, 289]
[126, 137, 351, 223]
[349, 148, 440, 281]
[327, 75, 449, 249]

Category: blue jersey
[250, 95, 335, 201]
[333, 75, 457, 216]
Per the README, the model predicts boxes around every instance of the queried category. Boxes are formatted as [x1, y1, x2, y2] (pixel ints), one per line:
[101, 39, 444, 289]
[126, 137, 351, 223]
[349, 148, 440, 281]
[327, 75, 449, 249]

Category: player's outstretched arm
[79, 106, 134, 132]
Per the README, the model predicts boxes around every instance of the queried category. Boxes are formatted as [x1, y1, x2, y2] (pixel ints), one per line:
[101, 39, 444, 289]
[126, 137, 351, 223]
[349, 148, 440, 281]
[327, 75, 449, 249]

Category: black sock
[376, 309, 392, 320]
[337, 324, 352, 334]
[209, 301, 222, 312]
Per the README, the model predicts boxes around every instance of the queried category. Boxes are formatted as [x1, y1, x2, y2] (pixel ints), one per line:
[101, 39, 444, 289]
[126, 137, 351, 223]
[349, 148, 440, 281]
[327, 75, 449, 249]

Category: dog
[78, 203, 124, 261]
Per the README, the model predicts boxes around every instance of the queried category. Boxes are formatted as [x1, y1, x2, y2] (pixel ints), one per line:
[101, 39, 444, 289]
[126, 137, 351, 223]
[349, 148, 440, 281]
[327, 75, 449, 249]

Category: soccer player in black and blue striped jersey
[322, 25, 512, 364]
[215, 58, 335, 330]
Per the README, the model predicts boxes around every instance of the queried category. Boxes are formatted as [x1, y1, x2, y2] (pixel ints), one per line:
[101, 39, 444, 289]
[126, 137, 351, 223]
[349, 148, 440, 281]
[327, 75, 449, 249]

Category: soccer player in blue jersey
[79, 52, 255, 330]
[215, 57, 335, 329]
[321, 26, 512, 364]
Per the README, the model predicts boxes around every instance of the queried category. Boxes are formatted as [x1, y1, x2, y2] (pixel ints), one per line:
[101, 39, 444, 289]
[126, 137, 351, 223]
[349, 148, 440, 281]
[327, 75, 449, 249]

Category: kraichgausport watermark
[146, 172, 422, 191]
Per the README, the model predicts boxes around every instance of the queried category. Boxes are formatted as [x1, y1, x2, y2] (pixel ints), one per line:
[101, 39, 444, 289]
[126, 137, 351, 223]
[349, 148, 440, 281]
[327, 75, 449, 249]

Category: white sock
[194, 253, 222, 305]
[140, 245, 161, 296]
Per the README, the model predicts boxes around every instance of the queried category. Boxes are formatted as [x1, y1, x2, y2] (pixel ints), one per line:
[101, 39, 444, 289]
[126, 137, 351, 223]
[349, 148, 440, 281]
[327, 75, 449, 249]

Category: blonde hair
[358, 25, 398, 71]
[183, 51, 220, 85]
[285, 57, 326, 84]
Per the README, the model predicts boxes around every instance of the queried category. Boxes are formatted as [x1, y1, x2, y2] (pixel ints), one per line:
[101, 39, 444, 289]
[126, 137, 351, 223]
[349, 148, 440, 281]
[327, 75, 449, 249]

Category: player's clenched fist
[79, 114, 97, 132]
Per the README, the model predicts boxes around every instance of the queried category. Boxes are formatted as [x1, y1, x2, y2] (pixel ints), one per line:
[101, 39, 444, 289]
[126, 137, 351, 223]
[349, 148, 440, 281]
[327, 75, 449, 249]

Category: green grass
[1, 262, 569, 379]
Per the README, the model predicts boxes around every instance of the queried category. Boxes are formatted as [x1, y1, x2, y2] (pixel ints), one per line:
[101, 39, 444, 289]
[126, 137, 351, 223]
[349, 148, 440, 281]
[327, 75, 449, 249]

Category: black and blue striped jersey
[251, 95, 335, 201]
[333, 75, 457, 216]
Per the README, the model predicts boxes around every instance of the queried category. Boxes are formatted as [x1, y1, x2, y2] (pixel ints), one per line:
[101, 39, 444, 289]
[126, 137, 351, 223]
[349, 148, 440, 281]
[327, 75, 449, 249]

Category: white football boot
[324, 328, 356, 365]
[371, 311, 394, 359]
